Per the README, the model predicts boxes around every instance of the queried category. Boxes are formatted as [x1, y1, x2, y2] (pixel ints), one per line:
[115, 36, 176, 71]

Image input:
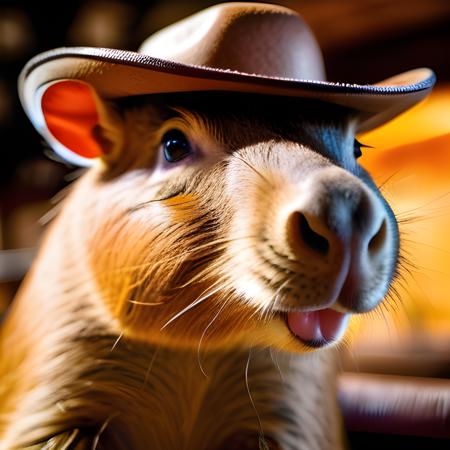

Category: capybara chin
[0, 92, 398, 449]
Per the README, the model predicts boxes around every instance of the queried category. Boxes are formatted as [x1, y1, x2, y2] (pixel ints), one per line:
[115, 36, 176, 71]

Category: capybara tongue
[287, 309, 349, 345]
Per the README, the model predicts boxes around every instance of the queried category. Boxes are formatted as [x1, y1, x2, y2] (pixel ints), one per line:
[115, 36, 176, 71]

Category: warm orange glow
[361, 89, 450, 149]
[357, 85, 450, 346]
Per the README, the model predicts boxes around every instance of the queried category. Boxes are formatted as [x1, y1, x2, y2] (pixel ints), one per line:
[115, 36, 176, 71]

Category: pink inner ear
[41, 80, 103, 159]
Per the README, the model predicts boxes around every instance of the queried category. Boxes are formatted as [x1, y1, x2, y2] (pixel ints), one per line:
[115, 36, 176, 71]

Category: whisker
[378, 301, 395, 342]
[110, 332, 124, 352]
[178, 242, 261, 288]
[395, 191, 450, 219]
[376, 168, 405, 191]
[143, 346, 160, 388]
[94, 234, 252, 283]
[128, 299, 165, 306]
[244, 349, 267, 449]
[128, 196, 192, 213]
[197, 301, 229, 377]
[340, 334, 360, 372]
[269, 347, 285, 382]
[400, 238, 450, 255]
[397, 210, 450, 225]
[160, 280, 229, 330]
[263, 275, 296, 321]
[187, 234, 259, 253]
[233, 154, 272, 186]
[92, 412, 119, 450]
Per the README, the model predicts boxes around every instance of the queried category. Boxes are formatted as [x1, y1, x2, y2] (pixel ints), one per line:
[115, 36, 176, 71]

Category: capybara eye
[162, 129, 192, 162]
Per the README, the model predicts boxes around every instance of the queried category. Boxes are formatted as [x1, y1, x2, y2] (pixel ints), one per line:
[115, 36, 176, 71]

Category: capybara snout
[283, 166, 393, 313]
[80, 93, 399, 351]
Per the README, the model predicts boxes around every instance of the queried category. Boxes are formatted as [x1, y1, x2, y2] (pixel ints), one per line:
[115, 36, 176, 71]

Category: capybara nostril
[293, 212, 330, 256]
[368, 217, 388, 255]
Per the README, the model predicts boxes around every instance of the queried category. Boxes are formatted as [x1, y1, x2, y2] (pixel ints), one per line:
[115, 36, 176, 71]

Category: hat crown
[139, 2, 326, 81]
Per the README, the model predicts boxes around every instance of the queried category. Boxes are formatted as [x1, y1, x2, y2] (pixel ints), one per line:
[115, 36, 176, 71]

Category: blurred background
[0, 0, 449, 448]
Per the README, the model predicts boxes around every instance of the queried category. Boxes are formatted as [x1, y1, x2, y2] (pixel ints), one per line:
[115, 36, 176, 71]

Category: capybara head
[58, 90, 398, 352]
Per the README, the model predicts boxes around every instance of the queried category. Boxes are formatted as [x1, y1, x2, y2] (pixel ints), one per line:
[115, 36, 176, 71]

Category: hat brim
[20, 46, 435, 138]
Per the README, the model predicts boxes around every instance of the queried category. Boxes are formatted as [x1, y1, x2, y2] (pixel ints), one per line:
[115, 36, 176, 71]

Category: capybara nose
[286, 167, 391, 311]
[288, 187, 387, 259]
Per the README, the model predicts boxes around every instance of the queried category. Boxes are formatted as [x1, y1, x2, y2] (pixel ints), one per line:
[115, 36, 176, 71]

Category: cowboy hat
[19, 2, 435, 166]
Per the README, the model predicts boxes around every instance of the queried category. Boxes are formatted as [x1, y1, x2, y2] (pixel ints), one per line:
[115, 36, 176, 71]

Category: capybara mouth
[284, 308, 350, 348]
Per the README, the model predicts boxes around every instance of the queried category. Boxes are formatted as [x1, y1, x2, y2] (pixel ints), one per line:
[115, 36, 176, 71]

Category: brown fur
[0, 93, 396, 449]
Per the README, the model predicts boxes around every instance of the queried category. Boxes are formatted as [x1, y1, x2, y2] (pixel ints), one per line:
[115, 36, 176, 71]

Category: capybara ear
[40, 80, 123, 166]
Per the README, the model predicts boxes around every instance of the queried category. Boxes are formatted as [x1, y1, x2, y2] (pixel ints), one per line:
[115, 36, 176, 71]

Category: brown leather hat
[19, 2, 435, 166]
